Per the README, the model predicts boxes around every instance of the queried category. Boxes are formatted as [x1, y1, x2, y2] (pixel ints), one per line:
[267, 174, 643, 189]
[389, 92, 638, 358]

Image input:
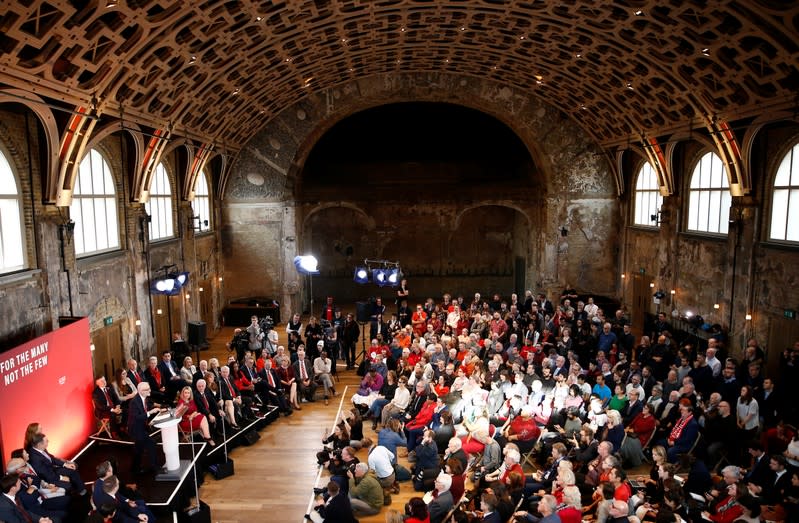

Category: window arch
[770, 142, 799, 242]
[0, 148, 26, 272]
[71, 149, 120, 256]
[145, 162, 174, 241]
[686, 151, 731, 235]
[633, 161, 663, 227]
[191, 169, 211, 232]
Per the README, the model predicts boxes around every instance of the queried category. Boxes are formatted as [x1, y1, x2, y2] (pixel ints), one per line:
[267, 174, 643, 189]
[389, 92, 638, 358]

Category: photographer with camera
[227, 328, 250, 364]
[259, 315, 278, 356]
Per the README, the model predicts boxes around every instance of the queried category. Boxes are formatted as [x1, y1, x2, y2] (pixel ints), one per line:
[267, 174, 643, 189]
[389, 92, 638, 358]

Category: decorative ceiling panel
[0, 0, 796, 149]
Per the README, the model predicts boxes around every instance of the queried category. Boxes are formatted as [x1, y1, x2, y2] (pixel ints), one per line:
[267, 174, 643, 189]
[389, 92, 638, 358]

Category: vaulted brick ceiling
[1, 0, 797, 150]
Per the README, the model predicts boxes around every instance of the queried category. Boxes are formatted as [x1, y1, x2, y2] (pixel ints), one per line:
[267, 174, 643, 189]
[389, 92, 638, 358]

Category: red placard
[0, 317, 94, 465]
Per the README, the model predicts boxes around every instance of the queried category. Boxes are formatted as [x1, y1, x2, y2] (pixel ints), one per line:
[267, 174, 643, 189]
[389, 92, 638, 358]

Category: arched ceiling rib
[0, 0, 797, 151]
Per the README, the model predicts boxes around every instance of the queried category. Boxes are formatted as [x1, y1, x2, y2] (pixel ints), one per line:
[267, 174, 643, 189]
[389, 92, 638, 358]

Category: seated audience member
[293, 347, 317, 404]
[0, 473, 55, 523]
[661, 399, 698, 462]
[258, 358, 293, 416]
[308, 481, 355, 523]
[94, 474, 155, 523]
[412, 430, 440, 492]
[428, 472, 454, 523]
[142, 356, 167, 404]
[348, 462, 383, 516]
[179, 356, 196, 383]
[175, 386, 216, 446]
[27, 433, 85, 495]
[157, 350, 188, 398]
[5, 458, 68, 520]
[194, 378, 223, 435]
[513, 493, 560, 523]
[405, 393, 438, 453]
[404, 497, 430, 523]
[92, 376, 123, 435]
[313, 349, 337, 405]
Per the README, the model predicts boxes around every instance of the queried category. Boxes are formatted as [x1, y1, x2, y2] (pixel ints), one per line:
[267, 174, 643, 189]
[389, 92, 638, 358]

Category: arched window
[633, 161, 663, 227]
[71, 149, 120, 256]
[191, 170, 211, 233]
[687, 151, 731, 235]
[145, 162, 174, 241]
[0, 149, 26, 272]
[770, 142, 799, 242]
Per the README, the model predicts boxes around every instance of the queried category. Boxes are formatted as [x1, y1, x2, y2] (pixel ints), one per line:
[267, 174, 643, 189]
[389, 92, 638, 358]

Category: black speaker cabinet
[208, 458, 234, 480]
[187, 321, 207, 346]
[239, 429, 260, 446]
[355, 301, 371, 323]
[179, 499, 211, 523]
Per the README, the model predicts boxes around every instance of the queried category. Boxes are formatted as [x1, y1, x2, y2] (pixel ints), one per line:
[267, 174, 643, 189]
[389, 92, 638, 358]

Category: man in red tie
[0, 473, 53, 523]
[91, 376, 122, 436]
[293, 347, 317, 404]
[258, 358, 292, 416]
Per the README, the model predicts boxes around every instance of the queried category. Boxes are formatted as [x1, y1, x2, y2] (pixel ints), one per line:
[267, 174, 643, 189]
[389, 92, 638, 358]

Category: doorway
[91, 323, 123, 379]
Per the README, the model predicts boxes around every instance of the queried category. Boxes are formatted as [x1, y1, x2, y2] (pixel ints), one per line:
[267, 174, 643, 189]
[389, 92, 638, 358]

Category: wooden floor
[199, 326, 417, 523]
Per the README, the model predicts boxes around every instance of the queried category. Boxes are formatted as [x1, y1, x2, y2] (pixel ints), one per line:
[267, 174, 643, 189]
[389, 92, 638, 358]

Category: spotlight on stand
[293, 255, 319, 275]
[150, 271, 190, 296]
[294, 254, 319, 316]
[353, 267, 369, 284]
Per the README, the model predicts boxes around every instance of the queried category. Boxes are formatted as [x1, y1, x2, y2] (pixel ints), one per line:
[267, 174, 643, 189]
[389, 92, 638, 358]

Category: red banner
[0, 317, 94, 465]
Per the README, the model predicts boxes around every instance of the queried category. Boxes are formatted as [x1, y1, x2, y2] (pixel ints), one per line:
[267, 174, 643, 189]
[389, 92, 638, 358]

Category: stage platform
[73, 406, 280, 521]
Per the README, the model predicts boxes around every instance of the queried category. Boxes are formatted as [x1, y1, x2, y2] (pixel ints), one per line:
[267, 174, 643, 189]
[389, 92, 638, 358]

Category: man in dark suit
[194, 378, 223, 434]
[94, 474, 155, 523]
[0, 473, 54, 523]
[258, 358, 292, 415]
[743, 441, 770, 487]
[126, 358, 144, 388]
[369, 313, 388, 342]
[127, 382, 161, 474]
[309, 481, 356, 523]
[92, 376, 122, 434]
[428, 472, 455, 523]
[27, 434, 85, 495]
[293, 347, 317, 403]
[157, 350, 188, 399]
[219, 365, 255, 422]
[5, 458, 68, 521]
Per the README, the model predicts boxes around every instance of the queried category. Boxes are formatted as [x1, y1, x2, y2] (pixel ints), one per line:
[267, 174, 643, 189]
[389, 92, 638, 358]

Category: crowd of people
[303, 288, 799, 523]
[1, 421, 158, 522]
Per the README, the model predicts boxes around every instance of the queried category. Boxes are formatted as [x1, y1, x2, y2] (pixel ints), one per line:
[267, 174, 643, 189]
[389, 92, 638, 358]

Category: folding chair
[91, 400, 114, 439]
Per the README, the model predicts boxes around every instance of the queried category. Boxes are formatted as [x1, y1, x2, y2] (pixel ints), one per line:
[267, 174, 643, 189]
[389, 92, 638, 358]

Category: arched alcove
[300, 102, 538, 201]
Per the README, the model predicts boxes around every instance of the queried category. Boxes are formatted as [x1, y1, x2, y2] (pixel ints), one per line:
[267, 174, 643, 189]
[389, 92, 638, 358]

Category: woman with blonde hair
[24, 422, 40, 451]
[175, 386, 215, 446]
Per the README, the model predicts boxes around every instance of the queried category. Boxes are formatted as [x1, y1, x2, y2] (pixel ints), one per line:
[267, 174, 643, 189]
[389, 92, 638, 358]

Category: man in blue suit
[27, 434, 85, 496]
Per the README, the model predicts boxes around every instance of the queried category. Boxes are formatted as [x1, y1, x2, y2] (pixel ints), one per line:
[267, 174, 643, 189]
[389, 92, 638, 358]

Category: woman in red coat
[175, 386, 215, 446]
[405, 394, 437, 453]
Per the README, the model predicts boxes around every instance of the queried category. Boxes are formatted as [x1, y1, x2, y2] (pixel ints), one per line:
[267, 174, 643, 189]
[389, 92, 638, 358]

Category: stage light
[176, 272, 189, 285]
[685, 311, 694, 318]
[372, 269, 388, 286]
[386, 268, 400, 286]
[155, 279, 174, 293]
[294, 255, 319, 275]
[354, 267, 369, 284]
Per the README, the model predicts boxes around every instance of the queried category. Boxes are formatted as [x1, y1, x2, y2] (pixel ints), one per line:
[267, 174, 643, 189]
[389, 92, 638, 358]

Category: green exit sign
[103, 316, 113, 326]
[785, 309, 797, 320]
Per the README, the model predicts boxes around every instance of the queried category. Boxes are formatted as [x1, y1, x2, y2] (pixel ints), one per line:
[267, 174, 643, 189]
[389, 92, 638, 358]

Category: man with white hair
[347, 462, 382, 516]
[128, 381, 161, 474]
[428, 472, 454, 523]
[514, 493, 561, 522]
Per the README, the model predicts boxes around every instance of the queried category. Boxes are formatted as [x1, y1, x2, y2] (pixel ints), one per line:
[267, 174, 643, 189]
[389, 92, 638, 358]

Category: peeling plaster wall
[224, 73, 619, 313]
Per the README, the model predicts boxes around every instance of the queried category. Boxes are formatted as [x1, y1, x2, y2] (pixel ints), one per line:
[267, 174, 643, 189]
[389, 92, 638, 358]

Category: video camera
[259, 315, 275, 332]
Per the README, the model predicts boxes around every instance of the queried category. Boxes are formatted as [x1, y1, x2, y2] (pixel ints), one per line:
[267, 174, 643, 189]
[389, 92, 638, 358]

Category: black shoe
[313, 487, 325, 495]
